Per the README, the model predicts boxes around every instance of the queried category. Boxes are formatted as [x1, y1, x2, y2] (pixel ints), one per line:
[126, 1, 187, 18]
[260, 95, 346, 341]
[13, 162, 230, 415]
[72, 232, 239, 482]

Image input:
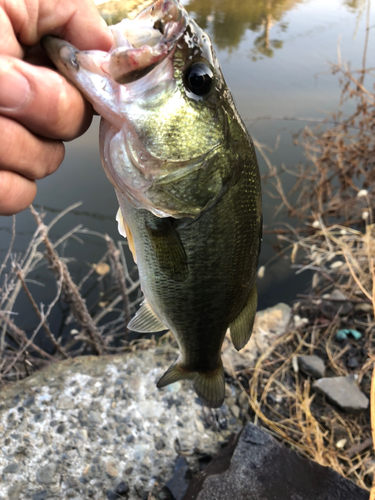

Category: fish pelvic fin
[230, 284, 257, 351]
[127, 300, 167, 333]
[157, 360, 225, 408]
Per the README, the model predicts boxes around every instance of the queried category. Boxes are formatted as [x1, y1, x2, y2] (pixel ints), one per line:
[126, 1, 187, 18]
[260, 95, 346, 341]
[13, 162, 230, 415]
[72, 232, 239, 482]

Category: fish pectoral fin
[157, 360, 225, 408]
[230, 285, 257, 351]
[127, 300, 167, 333]
[145, 217, 188, 282]
[116, 208, 137, 263]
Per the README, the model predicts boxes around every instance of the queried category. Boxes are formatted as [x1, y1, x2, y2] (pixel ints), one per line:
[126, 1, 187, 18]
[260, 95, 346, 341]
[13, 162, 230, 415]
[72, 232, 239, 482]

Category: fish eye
[184, 62, 214, 97]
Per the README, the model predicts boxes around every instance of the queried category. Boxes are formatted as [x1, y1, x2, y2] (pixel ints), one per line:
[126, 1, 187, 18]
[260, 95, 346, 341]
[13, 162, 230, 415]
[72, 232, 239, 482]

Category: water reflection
[343, 0, 366, 13]
[184, 0, 303, 58]
[98, 0, 368, 60]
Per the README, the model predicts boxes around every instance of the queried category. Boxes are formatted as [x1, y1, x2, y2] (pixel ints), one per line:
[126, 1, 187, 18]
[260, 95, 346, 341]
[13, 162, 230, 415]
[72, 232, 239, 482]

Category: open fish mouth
[43, 0, 187, 88]
[42, 0, 226, 219]
[107, 0, 186, 84]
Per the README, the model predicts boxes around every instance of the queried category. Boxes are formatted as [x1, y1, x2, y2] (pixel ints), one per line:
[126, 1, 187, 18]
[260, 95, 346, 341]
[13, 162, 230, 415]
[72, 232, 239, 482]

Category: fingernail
[0, 62, 30, 110]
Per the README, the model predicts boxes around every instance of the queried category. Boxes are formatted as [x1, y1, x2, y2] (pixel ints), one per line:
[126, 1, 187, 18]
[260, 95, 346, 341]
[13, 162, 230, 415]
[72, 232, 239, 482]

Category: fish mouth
[43, 0, 187, 87]
[105, 0, 187, 85]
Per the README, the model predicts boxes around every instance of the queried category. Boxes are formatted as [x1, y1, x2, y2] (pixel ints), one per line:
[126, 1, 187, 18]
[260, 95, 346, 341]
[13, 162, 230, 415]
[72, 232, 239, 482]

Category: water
[0, 0, 373, 319]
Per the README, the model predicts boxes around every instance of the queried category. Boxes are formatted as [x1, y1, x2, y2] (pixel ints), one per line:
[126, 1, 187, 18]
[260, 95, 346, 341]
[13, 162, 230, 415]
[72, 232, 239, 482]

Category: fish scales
[43, 0, 262, 407]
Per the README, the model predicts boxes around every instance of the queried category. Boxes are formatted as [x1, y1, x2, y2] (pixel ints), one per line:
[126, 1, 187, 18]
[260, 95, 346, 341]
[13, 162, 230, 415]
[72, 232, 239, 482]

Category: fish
[42, 0, 262, 408]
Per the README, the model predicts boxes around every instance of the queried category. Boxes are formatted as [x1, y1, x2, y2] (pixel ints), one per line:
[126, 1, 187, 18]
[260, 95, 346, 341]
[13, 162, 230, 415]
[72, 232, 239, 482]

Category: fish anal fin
[194, 362, 225, 408]
[116, 208, 137, 263]
[145, 218, 188, 282]
[230, 285, 257, 351]
[157, 360, 225, 408]
[157, 362, 194, 388]
[127, 300, 167, 333]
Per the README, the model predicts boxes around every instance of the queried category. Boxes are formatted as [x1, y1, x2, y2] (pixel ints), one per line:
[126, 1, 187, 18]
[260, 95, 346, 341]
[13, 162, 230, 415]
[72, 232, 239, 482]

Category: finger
[2, 0, 113, 51]
[0, 56, 93, 141]
[0, 116, 65, 179]
[0, 170, 37, 216]
[0, 5, 24, 57]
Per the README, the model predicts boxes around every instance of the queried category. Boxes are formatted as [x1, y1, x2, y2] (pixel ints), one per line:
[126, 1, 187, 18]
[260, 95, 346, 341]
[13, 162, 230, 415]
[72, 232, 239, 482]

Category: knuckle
[43, 141, 65, 177]
[0, 116, 64, 179]
[0, 170, 36, 215]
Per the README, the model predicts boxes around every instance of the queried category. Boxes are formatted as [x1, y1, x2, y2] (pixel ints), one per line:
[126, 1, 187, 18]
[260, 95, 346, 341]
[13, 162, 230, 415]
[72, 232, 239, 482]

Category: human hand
[0, 0, 113, 215]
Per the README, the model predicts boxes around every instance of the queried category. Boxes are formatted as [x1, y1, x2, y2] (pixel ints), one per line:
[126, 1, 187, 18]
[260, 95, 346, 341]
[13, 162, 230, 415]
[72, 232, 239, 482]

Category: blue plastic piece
[336, 329, 362, 340]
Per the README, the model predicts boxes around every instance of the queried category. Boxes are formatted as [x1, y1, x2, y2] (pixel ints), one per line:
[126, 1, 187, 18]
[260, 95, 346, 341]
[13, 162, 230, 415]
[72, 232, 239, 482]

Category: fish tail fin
[193, 361, 225, 408]
[157, 360, 225, 408]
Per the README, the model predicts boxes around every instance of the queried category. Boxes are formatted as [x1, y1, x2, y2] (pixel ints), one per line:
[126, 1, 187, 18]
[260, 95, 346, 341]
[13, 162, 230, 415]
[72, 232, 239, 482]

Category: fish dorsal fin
[157, 360, 225, 408]
[145, 217, 188, 282]
[116, 208, 137, 263]
[127, 300, 167, 333]
[230, 285, 257, 351]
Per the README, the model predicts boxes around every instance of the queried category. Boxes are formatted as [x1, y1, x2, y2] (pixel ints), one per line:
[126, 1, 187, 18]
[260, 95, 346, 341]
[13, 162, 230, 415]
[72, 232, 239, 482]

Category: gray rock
[3, 462, 20, 474]
[313, 375, 369, 412]
[32, 491, 48, 500]
[88, 411, 102, 426]
[183, 424, 368, 500]
[36, 464, 57, 485]
[7, 483, 24, 500]
[327, 289, 353, 316]
[298, 355, 326, 378]
[166, 456, 190, 500]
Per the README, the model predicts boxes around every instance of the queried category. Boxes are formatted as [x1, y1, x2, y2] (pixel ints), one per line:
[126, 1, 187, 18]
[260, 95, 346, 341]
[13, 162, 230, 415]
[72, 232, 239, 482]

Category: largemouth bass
[43, 0, 262, 408]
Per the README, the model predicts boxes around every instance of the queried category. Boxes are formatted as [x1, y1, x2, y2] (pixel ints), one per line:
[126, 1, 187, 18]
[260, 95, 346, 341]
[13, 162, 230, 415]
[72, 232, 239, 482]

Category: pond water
[0, 0, 373, 327]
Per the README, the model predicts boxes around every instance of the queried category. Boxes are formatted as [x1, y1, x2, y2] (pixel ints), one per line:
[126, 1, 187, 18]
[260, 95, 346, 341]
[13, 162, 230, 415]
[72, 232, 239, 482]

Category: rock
[230, 405, 240, 418]
[166, 457, 190, 500]
[222, 303, 291, 371]
[326, 289, 353, 316]
[32, 491, 48, 500]
[105, 461, 118, 478]
[313, 375, 369, 412]
[183, 424, 368, 500]
[298, 355, 326, 378]
[3, 462, 20, 474]
[115, 481, 129, 497]
[7, 483, 24, 500]
[347, 358, 359, 369]
[56, 395, 74, 409]
[88, 410, 102, 426]
[0, 348, 243, 499]
[36, 464, 57, 485]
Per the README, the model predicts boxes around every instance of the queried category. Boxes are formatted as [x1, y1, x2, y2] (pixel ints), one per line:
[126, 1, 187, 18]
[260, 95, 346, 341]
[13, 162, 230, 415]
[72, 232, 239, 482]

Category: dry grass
[248, 18, 375, 490]
[0, 204, 146, 386]
[233, 221, 375, 490]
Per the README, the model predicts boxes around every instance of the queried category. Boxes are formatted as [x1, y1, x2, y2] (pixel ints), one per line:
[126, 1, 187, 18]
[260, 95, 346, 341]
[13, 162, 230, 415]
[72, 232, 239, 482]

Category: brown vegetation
[0, 204, 145, 386]
[247, 24, 375, 491]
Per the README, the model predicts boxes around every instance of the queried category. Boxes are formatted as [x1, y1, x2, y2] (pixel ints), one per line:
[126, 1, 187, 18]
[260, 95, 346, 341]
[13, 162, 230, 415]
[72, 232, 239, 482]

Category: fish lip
[42, 36, 80, 72]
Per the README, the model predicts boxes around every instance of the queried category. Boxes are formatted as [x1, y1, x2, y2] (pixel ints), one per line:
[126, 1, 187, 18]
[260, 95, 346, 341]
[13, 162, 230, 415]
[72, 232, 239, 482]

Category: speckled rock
[0, 346, 243, 500]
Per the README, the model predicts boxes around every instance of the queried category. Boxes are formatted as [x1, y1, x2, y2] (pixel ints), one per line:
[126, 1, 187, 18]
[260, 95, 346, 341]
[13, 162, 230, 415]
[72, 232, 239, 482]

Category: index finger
[2, 0, 113, 51]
